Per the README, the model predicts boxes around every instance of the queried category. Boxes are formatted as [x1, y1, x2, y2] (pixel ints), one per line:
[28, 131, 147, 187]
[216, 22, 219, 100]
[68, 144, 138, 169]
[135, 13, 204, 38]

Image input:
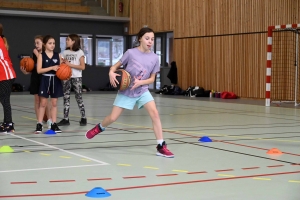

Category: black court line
[163, 121, 300, 129]
[5, 134, 300, 149]
[164, 122, 300, 129]
[1, 129, 299, 143]
[11, 101, 300, 131]
[165, 124, 300, 131]
[155, 102, 300, 121]
[13, 93, 300, 119]
[174, 31, 267, 39]
[223, 131, 300, 136]
[171, 139, 296, 164]
[177, 135, 300, 141]
[8, 137, 194, 148]
[6, 142, 184, 154]
[8, 134, 300, 154]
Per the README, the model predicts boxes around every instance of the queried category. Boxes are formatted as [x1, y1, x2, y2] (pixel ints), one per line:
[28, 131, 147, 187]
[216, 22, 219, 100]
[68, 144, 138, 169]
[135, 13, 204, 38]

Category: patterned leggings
[0, 79, 15, 123]
[62, 77, 86, 119]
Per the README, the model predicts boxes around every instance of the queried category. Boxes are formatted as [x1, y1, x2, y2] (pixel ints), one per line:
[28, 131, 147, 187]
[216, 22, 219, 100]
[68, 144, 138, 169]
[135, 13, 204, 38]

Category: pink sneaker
[85, 124, 102, 139]
[156, 141, 174, 158]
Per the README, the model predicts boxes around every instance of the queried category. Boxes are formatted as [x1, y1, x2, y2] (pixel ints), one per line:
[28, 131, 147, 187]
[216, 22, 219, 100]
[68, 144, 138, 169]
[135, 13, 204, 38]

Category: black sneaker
[0, 122, 15, 133]
[35, 123, 43, 134]
[57, 119, 70, 126]
[51, 123, 62, 133]
[80, 118, 87, 126]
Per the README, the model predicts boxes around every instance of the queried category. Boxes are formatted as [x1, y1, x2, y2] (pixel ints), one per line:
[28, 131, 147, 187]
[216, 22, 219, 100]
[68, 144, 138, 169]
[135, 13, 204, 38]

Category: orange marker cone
[267, 148, 283, 155]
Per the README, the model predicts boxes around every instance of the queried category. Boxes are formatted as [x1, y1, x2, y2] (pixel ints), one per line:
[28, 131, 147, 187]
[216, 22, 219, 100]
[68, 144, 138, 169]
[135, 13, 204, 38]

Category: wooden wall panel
[174, 33, 267, 98]
[129, 0, 299, 98]
[130, 0, 296, 36]
[129, 0, 175, 34]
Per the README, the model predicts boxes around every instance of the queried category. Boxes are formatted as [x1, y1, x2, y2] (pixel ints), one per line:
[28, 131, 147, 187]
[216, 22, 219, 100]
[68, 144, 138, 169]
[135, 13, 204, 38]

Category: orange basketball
[56, 63, 72, 80]
[115, 69, 131, 91]
[20, 57, 34, 72]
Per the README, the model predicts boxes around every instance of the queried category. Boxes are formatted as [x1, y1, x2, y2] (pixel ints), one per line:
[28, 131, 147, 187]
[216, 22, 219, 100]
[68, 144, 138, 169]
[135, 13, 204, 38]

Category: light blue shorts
[113, 91, 154, 110]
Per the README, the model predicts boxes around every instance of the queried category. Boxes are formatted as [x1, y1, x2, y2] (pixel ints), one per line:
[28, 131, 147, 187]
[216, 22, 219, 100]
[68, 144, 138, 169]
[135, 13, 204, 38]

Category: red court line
[242, 167, 260, 170]
[10, 182, 37, 184]
[49, 180, 75, 183]
[187, 171, 207, 174]
[267, 165, 284, 168]
[156, 174, 178, 177]
[215, 169, 234, 172]
[87, 178, 112, 181]
[123, 176, 146, 179]
[1, 170, 300, 198]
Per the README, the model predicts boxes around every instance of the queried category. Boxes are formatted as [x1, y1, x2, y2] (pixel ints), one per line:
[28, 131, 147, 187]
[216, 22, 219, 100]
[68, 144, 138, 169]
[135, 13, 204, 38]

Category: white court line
[11, 134, 109, 165]
[13, 147, 52, 151]
[0, 164, 104, 173]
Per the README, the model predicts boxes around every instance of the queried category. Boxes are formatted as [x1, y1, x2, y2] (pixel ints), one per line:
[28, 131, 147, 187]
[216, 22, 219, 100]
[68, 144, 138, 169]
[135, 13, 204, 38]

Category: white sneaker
[47, 120, 52, 129]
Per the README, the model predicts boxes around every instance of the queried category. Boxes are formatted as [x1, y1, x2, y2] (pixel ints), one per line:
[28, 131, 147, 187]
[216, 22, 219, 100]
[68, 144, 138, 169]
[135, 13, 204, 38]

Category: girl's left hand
[131, 77, 142, 90]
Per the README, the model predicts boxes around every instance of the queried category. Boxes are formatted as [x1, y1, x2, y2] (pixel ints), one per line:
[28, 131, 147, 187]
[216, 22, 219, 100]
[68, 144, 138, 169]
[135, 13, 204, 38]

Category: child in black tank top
[34, 35, 63, 134]
[20, 35, 53, 130]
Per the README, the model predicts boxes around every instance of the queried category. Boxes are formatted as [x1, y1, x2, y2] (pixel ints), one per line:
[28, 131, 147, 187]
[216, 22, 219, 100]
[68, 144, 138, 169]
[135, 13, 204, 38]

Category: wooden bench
[0, 1, 89, 14]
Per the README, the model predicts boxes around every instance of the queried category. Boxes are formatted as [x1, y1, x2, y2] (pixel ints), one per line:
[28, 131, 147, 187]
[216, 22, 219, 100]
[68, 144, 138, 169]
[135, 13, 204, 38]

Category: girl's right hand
[109, 70, 120, 88]
[20, 66, 30, 74]
[52, 65, 59, 71]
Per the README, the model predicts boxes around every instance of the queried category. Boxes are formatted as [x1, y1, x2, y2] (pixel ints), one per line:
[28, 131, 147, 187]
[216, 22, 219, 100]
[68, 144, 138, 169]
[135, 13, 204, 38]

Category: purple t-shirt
[118, 48, 160, 97]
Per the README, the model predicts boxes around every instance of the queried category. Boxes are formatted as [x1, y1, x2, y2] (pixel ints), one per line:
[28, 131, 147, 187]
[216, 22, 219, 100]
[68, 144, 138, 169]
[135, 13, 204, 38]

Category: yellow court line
[289, 180, 300, 183]
[218, 174, 235, 177]
[22, 116, 37, 121]
[172, 170, 189, 173]
[24, 150, 30, 153]
[40, 153, 51, 156]
[144, 166, 159, 170]
[117, 164, 131, 166]
[253, 177, 271, 181]
[59, 156, 71, 159]
[81, 159, 91, 162]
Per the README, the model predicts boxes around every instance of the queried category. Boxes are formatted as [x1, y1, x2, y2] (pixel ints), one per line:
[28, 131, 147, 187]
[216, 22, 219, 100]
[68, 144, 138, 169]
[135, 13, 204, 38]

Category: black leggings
[0, 79, 15, 123]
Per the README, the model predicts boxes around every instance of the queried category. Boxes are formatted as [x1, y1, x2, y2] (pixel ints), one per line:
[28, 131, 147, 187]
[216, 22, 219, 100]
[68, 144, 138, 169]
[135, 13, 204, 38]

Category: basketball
[20, 57, 34, 72]
[115, 69, 131, 91]
[56, 63, 72, 80]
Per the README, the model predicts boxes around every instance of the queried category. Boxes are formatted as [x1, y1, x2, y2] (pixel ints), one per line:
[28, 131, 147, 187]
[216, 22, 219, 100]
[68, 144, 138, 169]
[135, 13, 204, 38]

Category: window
[60, 34, 93, 65]
[166, 32, 173, 66]
[96, 35, 124, 67]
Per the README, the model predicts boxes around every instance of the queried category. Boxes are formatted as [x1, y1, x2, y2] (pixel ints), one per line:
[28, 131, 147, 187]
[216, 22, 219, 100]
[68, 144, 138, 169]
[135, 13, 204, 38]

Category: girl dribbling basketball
[35, 35, 63, 133]
[85, 27, 174, 158]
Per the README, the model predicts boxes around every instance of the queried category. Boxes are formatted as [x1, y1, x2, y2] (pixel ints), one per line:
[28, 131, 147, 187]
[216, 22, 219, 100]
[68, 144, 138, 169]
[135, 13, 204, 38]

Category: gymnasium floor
[0, 91, 299, 200]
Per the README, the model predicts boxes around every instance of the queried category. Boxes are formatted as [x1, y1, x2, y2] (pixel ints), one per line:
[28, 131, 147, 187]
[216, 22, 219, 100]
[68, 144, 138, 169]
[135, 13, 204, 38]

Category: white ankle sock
[157, 139, 164, 145]
[98, 123, 105, 131]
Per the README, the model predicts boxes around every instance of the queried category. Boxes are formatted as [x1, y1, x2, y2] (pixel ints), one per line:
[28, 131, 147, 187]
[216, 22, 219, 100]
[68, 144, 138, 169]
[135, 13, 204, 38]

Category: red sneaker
[156, 141, 174, 158]
[85, 124, 102, 139]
